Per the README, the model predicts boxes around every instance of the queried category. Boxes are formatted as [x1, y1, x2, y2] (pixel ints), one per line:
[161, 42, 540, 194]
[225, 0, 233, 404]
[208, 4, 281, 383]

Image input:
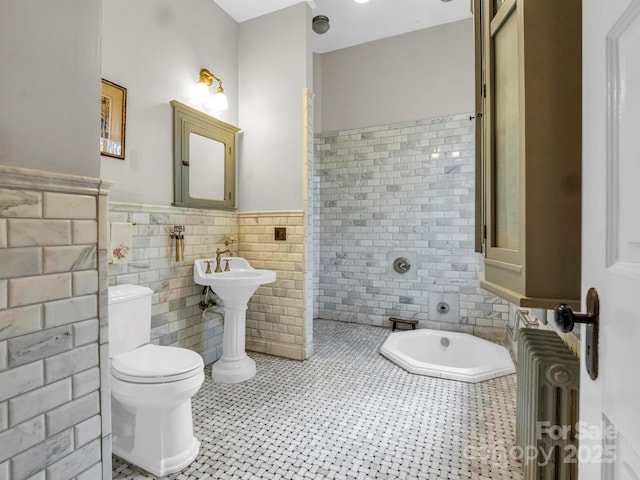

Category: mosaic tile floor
[113, 320, 523, 479]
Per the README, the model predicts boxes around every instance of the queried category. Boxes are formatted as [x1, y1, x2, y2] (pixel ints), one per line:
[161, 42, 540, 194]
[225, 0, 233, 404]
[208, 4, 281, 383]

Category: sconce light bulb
[195, 81, 210, 102]
[211, 91, 229, 111]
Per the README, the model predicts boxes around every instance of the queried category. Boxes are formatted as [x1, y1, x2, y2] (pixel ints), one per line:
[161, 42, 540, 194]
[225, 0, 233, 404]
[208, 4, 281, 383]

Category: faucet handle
[223, 259, 231, 272]
[204, 260, 212, 274]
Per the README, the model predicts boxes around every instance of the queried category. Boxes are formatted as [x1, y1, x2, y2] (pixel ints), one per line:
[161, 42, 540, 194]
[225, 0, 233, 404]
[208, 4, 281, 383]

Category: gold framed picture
[100, 79, 127, 160]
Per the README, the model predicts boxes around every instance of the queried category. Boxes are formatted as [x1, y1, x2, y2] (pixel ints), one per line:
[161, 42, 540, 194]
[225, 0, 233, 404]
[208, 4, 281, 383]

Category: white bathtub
[380, 329, 515, 383]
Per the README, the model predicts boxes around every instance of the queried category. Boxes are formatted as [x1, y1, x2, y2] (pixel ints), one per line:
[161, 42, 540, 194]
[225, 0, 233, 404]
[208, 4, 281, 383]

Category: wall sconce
[195, 68, 228, 111]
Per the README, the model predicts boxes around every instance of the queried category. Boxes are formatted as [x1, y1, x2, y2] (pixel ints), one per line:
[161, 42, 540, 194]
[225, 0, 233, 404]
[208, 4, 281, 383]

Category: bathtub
[380, 329, 515, 383]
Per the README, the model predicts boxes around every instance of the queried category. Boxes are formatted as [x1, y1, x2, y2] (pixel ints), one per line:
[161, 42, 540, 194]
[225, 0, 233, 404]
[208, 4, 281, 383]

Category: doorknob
[554, 287, 599, 380]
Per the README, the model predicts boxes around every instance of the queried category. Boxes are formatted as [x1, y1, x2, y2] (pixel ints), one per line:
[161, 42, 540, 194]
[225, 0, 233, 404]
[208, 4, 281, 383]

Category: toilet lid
[111, 344, 204, 383]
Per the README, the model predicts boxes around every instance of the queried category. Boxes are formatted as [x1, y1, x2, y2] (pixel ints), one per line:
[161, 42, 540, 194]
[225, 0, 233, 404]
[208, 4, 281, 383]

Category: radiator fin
[516, 329, 579, 480]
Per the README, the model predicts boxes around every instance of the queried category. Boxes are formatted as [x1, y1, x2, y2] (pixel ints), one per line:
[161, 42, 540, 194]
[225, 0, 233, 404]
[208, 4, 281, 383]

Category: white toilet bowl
[108, 285, 205, 477]
[111, 344, 205, 477]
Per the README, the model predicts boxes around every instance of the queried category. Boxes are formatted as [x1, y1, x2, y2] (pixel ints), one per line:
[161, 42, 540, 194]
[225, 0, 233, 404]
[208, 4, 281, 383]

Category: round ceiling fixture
[354, 0, 370, 3]
[312, 15, 330, 34]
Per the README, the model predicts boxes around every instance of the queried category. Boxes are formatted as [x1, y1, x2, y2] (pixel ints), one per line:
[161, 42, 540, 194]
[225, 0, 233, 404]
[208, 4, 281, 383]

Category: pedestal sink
[194, 257, 276, 383]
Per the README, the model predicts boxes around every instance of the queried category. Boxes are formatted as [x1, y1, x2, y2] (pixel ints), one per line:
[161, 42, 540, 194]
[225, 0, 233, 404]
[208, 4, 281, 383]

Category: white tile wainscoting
[107, 205, 313, 363]
[238, 211, 311, 361]
[107, 203, 238, 365]
[0, 165, 110, 479]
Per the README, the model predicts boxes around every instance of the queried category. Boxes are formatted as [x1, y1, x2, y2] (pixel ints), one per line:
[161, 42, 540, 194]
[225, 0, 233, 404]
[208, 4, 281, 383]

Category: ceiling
[213, 0, 472, 53]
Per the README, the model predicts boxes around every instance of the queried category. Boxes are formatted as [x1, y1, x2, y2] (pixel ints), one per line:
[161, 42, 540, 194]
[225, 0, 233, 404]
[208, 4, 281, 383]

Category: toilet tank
[108, 284, 154, 358]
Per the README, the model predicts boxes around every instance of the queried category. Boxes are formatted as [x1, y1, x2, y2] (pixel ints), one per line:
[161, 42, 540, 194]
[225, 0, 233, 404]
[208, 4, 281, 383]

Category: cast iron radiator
[516, 329, 580, 480]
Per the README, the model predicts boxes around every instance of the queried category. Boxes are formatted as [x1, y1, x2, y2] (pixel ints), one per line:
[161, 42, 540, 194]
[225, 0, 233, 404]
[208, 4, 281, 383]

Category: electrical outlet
[274, 227, 286, 241]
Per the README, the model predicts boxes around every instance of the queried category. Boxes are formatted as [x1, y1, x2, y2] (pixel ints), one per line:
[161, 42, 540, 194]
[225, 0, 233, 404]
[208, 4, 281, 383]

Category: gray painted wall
[0, 0, 101, 177]
[238, 3, 313, 212]
[101, 0, 239, 206]
[317, 19, 474, 133]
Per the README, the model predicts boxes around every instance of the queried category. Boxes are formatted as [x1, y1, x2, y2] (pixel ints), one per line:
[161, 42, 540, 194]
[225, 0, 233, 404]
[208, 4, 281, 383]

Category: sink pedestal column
[193, 257, 275, 383]
[211, 303, 256, 383]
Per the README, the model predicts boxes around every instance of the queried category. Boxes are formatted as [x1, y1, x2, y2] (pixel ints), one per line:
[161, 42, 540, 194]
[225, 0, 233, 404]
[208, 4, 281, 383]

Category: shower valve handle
[393, 257, 411, 274]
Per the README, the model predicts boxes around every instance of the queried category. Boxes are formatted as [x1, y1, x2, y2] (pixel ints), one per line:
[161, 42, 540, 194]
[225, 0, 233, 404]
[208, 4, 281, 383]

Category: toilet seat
[112, 344, 204, 384]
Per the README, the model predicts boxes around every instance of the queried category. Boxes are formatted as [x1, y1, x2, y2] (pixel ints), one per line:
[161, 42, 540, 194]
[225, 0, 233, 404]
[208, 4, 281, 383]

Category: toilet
[108, 284, 205, 477]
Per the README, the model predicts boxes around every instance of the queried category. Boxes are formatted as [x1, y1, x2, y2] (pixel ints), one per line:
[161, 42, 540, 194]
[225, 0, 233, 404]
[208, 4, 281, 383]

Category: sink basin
[193, 257, 276, 383]
[194, 257, 275, 305]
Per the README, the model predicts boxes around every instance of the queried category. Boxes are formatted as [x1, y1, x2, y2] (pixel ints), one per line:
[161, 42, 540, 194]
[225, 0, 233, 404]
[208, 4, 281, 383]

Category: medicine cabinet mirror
[171, 100, 240, 210]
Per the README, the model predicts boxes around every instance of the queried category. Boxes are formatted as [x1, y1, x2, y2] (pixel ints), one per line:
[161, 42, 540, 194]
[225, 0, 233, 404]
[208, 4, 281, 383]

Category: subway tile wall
[0, 166, 106, 479]
[238, 212, 309, 360]
[303, 89, 315, 357]
[315, 114, 510, 341]
[311, 174, 321, 321]
[107, 203, 237, 365]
